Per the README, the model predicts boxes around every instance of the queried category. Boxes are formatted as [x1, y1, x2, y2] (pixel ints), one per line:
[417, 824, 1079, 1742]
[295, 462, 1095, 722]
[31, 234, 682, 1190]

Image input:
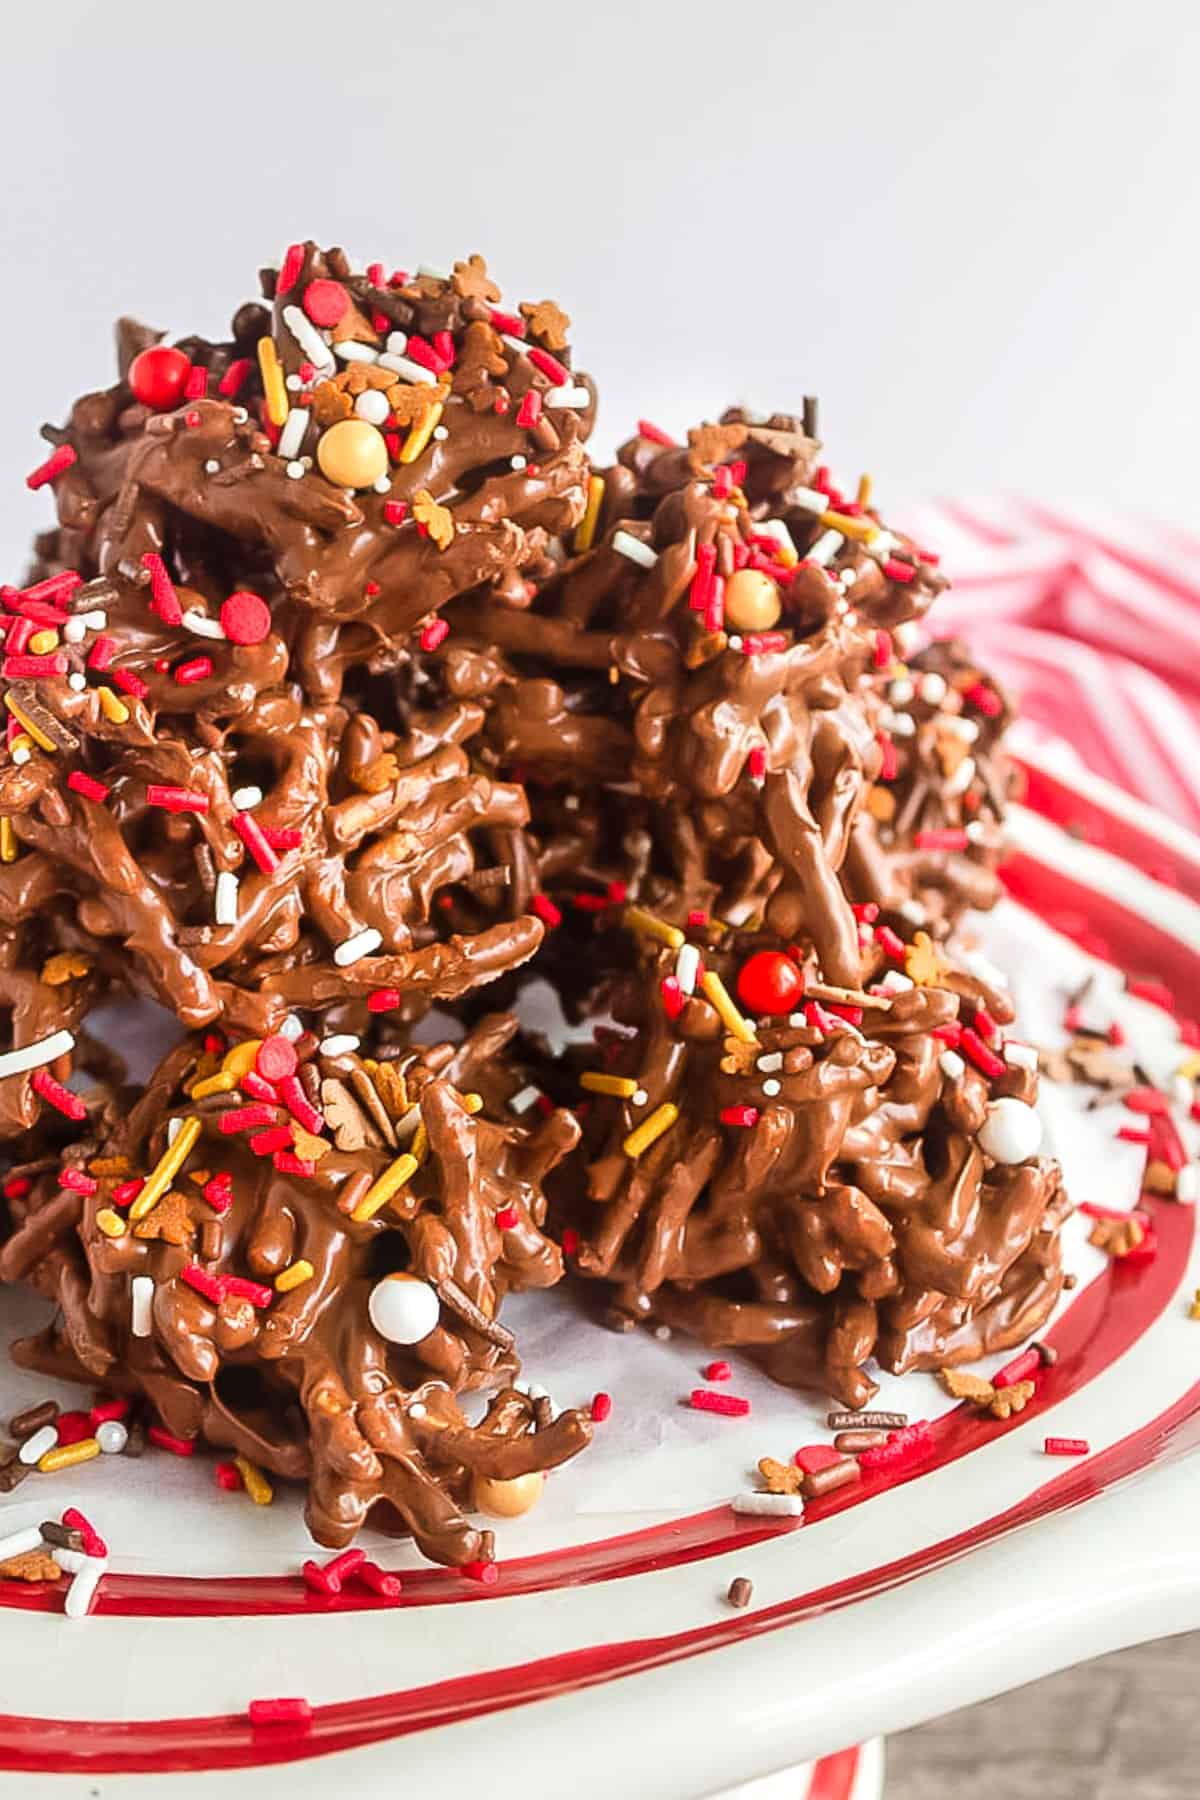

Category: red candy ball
[302, 279, 350, 327]
[128, 344, 192, 411]
[256, 1034, 298, 1084]
[220, 591, 271, 646]
[735, 950, 804, 1017]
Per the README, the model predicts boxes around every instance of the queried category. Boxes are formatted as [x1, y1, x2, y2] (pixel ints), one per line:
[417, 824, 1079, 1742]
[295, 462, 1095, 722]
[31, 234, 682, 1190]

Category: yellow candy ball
[723, 568, 782, 632]
[472, 1470, 545, 1518]
[317, 419, 389, 490]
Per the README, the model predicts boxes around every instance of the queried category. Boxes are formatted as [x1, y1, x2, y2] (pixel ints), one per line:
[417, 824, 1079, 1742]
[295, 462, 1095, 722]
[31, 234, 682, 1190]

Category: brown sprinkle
[727, 1576, 753, 1610]
[39, 1521, 84, 1552]
[9, 1399, 59, 1440]
[834, 1429, 888, 1454]
[803, 1457, 861, 1499]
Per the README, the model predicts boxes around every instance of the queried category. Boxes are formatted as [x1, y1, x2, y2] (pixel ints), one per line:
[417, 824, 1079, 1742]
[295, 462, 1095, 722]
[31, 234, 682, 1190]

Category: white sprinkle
[888, 678, 914, 705]
[727, 634, 744, 651]
[378, 352, 436, 384]
[732, 1492, 805, 1517]
[131, 1276, 154, 1338]
[181, 609, 226, 640]
[889, 710, 917, 738]
[762, 1078, 782, 1097]
[0, 1029, 75, 1080]
[966, 820, 989, 843]
[788, 1012, 807, 1028]
[919, 672, 948, 705]
[333, 926, 382, 967]
[319, 1033, 361, 1058]
[408, 1402, 427, 1421]
[835, 598, 850, 617]
[64, 1555, 107, 1621]
[81, 609, 108, 631]
[1004, 1041, 1038, 1071]
[214, 870, 239, 926]
[790, 487, 829, 516]
[12, 745, 30, 765]
[1171, 1073, 1194, 1110]
[432, 425, 449, 440]
[510, 454, 527, 471]
[944, 715, 980, 743]
[277, 407, 309, 461]
[19, 1425, 59, 1465]
[232, 786, 263, 811]
[945, 755, 976, 798]
[633, 1088, 649, 1107]
[416, 263, 448, 280]
[68, 672, 87, 691]
[721, 897, 759, 927]
[756, 1051, 783, 1073]
[939, 1050, 966, 1080]
[0, 1526, 44, 1560]
[392, 1104, 421, 1144]
[871, 529, 901, 555]
[806, 529, 844, 567]
[1176, 1163, 1200, 1203]
[204, 458, 220, 474]
[52, 1547, 87, 1574]
[844, 611, 858, 627]
[611, 530, 658, 568]
[502, 335, 531, 359]
[96, 1419, 128, 1454]
[279, 1014, 304, 1041]
[286, 461, 306, 480]
[285, 374, 302, 392]
[62, 616, 86, 643]
[839, 568, 858, 588]
[166, 1117, 183, 1146]
[962, 950, 1009, 990]
[544, 383, 591, 408]
[880, 970, 915, 994]
[386, 331, 409, 355]
[509, 1085, 541, 1116]
[232, 407, 249, 424]
[281, 304, 335, 374]
[653, 1325, 672, 1342]
[897, 899, 928, 925]
[563, 794, 580, 811]
[354, 389, 391, 426]
[675, 942, 701, 994]
[335, 341, 380, 364]
[372, 476, 391, 494]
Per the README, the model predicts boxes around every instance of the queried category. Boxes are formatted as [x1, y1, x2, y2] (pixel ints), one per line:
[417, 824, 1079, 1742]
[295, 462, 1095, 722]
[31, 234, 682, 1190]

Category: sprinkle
[494, 1205, 519, 1231]
[1004, 1041, 1039, 1071]
[367, 987, 402, 1013]
[624, 905, 684, 950]
[281, 305, 335, 376]
[212, 869, 239, 926]
[352, 1153, 419, 1222]
[128, 1117, 200, 1221]
[993, 1347, 1041, 1389]
[122, 1280, 155, 1346]
[527, 346, 569, 384]
[622, 1102, 679, 1160]
[398, 401, 444, 464]
[590, 1392, 613, 1423]
[0, 818, 16, 863]
[261, 826, 302, 850]
[181, 1264, 227, 1306]
[94, 1209, 127, 1239]
[275, 1259, 315, 1293]
[231, 810, 280, 875]
[257, 336, 289, 426]
[276, 405, 311, 463]
[356, 1562, 403, 1600]
[731, 1493, 804, 1517]
[31, 1068, 87, 1120]
[689, 1389, 750, 1418]
[700, 969, 757, 1043]
[720, 1105, 760, 1128]
[214, 1461, 243, 1492]
[960, 1027, 1006, 1079]
[575, 475, 605, 552]
[2, 651, 67, 678]
[611, 529, 658, 569]
[111, 668, 148, 699]
[674, 942, 701, 994]
[509, 1085, 541, 1115]
[202, 1174, 233, 1214]
[224, 1277, 273, 1309]
[1044, 1437, 1089, 1456]
[462, 1561, 499, 1586]
[420, 617, 449, 652]
[806, 529, 844, 567]
[939, 1050, 966, 1080]
[544, 383, 592, 408]
[249, 1126, 293, 1157]
[25, 444, 76, 490]
[581, 1072, 639, 1099]
[319, 1033, 360, 1057]
[248, 1696, 309, 1727]
[660, 976, 686, 1019]
[332, 926, 382, 967]
[173, 655, 213, 686]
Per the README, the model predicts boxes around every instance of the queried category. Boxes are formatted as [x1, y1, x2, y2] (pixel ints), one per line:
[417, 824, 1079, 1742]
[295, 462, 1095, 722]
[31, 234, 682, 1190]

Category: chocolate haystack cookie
[0, 239, 1068, 1569]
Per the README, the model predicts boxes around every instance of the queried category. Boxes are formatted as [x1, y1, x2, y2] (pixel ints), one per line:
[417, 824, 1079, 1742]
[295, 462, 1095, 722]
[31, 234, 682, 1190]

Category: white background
[0, 0, 1197, 567]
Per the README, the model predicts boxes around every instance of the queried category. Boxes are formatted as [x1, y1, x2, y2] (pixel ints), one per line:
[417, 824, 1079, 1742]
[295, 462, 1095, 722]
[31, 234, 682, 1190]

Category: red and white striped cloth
[900, 499, 1200, 834]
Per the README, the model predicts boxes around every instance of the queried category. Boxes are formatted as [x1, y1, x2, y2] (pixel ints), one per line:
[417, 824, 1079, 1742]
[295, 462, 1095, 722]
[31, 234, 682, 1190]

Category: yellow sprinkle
[189, 1070, 238, 1101]
[28, 628, 60, 655]
[700, 969, 758, 1044]
[8, 732, 33, 757]
[352, 1153, 419, 1222]
[96, 686, 130, 725]
[257, 336, 288, 427]
[234, 1455, 274, 1505]
[581, 1072, 640, 1099]
[856, 473, 873, 510]
[0, 817, 17, 864]
[623, 1101, 679, 1160]
[819, 509, 877, 543]
[130, 1118, 201, 1221]
[399, 401, 444, 465]
[608, 664, 619, 684]
[1176, 1053, 1200, 1081]
[574, 474, 605, 552]
[1191, 1301, 1200, 1321]
[95, 1209, 127, 1239]
[275, 1258, 315, 1293]
[38, 1438, 101, 1474]
[624, 906, 685, 951]
[4, 694, 56, 753]
[410, 1123, 429, 1165]
[462, 1092, 484, 1115]
[221, 1040, 263, 1081]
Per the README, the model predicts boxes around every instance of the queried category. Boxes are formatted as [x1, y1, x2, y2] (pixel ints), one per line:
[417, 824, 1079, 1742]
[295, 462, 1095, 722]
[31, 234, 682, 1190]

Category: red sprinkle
[55, 1410, 93, 1447]
[882, 557, 916, 584]
[141, 552, 183, 626]
[61, 1507, 107, 1558]
[89, 1400, 129, 1427]
[720, 1105, 761, 1128]
[58, 1166, 98, 1195]
[661, 976, 686, 1020]
[964, 680, 1003, 718]
[1044, 1437, 1089, 1456]
[494, 1206, 519, 1231]
[873, 628, 893, 669]
[914, 827, 970, 851]
[238, 1070, 278, 1105]
[960, 1027, 1006, 1079]
[15, 571, 81, 606]
[219, 1103, 276, 1135]
[248, 1697, 311, 1727]
[688, 1389, 751, 1418]
[220, 591, 271, 646]
[112, 668, 149, 699]
[184, 365, 207, 400]
[277, 244, 306, 295]
[249, 1126, 294, 1157]
[87, 634, 117, 671]
[858, 1420, 934, 1474]
[181, 1264, 228, 1306]
[931, 1022, 963, 1045]
[232, 811, 280, 875]
[589, 1391, 613, 1423]
[527, 346, 569, 385]
[26, 445, 77, 491]
[146, 785, 211, 816]
[2, 1176, 31, 1199]
[261, 827, 303, 850]
[489, 309, 525, 337]
[747, 746, 767, 782]
[1122, 1086, 1168, 1116]
[516, 389, 543, 429]
[67, 771, 109, 804]
[273, 1152, 316, 1178]
[973, 1006, 998, 1040]
[531, 893, 562, 928]
[637, 418, 676, 445]
[215, 1461, 243, 1492]
[704, 1361, 732, 1383]
[1127, 978, 1174, 1012]
[367, 987, 402, 1014]
[304, 1548, 364, 1594]
[357, 1561, 404, 1600]
[218, 358, 253, 398]
[420, 617, 449, 653]
[383, 499, 408, 526]
[223, 1276, 274, 1309]
[689, 542, 717, 613]
[793, 1443, 844, 1475]
[875, 925, 906, 961]
[561, 1228, 580, 1257]
[31, 1069, 87, 1120]
[256, 1035, 298, 1083]
[202, 1174, 234, 1214]
[462, 1561, 499, 1586]
[111, 1177, 145, 1208]
[174, 656, 213, 686]
[276, 1075, 326, 1137]
[148, 1426, 196, 1457]
[993, 1348, 1041, 1389]
[3, 653, 68, 678]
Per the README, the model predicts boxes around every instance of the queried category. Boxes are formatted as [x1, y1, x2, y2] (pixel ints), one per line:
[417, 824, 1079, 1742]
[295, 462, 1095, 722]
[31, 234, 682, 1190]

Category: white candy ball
[978, 1097, 1042, 1164]
[354, 389, 391, 426]
[368, 1274, 441, 1345]
[96, 1419, 128, 1455]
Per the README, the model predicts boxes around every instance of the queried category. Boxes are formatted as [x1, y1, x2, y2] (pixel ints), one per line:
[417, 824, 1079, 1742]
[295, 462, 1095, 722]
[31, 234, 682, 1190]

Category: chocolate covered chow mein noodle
[0, 238, 1069, 1569]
